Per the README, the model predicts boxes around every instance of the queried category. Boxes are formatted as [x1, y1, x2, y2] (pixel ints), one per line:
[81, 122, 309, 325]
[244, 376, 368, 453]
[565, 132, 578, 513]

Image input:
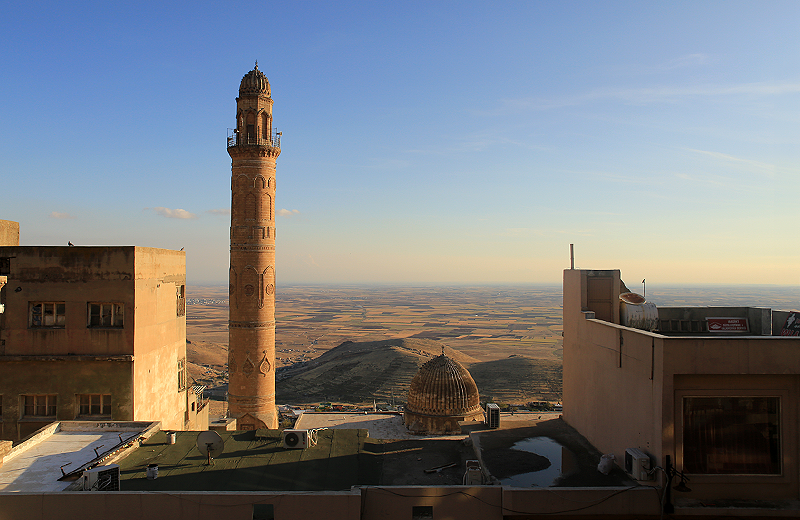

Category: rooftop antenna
[196, 430, 225, 465]
[570, 244, 574, 269]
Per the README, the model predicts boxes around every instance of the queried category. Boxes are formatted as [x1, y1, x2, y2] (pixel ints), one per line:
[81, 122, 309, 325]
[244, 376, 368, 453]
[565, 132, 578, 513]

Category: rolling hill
[274, 338, 562, 405]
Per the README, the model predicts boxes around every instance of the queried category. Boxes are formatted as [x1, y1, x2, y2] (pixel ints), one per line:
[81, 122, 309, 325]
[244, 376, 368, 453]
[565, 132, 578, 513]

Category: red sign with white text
[707, 317, 749, 332]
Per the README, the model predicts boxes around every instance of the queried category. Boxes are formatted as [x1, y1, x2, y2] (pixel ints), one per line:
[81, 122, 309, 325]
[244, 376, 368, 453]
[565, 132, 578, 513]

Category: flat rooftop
[294, 412, 469, 440]
[0, 422, 156, 492]
[117, 414, 632, 491]
[119, 428, 379, 491]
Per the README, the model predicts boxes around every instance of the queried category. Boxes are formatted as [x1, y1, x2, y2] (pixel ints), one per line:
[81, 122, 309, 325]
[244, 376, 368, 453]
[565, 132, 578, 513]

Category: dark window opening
[23, 394, 57, 417]
[78, 394, 111, 417]
[683, 396, 780, 474]
[88, 303, 123, 327]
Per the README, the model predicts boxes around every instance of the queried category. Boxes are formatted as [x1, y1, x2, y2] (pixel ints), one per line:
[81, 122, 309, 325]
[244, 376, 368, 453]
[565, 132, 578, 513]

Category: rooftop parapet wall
[0, 246, 136, 282]
[657, 306, 772, 335]
[0, 221, 19, 246]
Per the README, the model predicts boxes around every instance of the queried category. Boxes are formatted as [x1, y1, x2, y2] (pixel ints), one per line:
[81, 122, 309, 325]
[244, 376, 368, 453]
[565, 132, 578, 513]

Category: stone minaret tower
[227, 63, 281, 430]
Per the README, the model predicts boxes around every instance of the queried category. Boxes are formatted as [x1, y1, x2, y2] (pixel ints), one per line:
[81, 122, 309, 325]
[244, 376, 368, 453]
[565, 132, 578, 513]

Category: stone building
[0, 220, 207, 440]
[404, 352, 484, 434]
[227, 64, 281, 430]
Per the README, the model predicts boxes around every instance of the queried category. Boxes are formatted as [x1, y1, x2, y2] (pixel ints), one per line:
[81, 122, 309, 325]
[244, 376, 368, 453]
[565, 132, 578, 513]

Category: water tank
[619, 292, 659, 331]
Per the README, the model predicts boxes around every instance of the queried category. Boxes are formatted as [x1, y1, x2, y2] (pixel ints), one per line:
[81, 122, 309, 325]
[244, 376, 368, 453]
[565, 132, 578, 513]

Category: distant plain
[186, 283, 799, 407]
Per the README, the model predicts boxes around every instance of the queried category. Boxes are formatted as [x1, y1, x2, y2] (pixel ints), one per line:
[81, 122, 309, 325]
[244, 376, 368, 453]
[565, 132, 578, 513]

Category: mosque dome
[404, 352, 484, 434]
[239, 62, 270, 96]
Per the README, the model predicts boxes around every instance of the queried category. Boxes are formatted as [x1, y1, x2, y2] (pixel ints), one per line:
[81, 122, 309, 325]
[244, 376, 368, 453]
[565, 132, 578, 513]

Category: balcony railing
[227, 129, 281, 149]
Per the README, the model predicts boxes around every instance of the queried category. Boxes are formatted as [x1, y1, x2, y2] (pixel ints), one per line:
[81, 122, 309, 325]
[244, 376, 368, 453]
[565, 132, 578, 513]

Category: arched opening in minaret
[262, 113, 270, 140]
[246, 113, 255, 142]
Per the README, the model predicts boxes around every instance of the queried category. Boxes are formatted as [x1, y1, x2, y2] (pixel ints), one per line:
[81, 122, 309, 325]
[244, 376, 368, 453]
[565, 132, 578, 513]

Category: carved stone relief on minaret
[258, 350, 271, 375]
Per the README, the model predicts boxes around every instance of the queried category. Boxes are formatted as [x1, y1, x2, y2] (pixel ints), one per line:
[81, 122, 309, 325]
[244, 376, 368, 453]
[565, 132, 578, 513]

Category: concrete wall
[0, 246, 136, 356]
[0, 359, 133, 440]
[658, 306, 772, 335]
[563, 269, 664, 472]
[0, 221, 19, 247]
[0, 486, 663, 520]
[132, 248, 187, 431]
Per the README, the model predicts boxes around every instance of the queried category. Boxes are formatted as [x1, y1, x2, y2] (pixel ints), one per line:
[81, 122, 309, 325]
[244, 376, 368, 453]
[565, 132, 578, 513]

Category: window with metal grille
[88, 303, 124, 327]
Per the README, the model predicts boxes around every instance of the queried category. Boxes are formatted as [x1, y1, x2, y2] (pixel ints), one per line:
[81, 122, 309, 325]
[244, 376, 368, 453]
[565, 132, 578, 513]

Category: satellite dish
[196, 430, 224, 464]
[619, 292, 646, 305]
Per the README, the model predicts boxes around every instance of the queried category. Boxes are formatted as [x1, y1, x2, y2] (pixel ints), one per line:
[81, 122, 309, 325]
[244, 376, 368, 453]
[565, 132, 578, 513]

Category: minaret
[227, 63, 281, 429]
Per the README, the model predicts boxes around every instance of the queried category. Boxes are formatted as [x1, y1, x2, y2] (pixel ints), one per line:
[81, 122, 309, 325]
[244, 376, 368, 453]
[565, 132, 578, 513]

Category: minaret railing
[227, 129, 281, 149]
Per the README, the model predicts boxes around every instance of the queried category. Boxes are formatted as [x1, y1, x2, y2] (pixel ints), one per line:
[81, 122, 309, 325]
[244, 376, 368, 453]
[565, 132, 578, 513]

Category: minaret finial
[441, 346, 445, 356]
[255, 60, 258, 70]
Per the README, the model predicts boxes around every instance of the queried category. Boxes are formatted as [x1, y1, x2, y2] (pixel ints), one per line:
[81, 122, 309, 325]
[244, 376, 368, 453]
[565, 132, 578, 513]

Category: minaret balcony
[227, 129, 281, 149]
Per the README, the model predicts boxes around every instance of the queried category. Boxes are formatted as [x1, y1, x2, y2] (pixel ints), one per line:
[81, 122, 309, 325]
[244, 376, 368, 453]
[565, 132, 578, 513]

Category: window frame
[21, 394, 57, 418]
[87, 302, 124, 328]
[675, 385, 790, 485]
[177, 358, 187, 390]
[29, 302, 66, 328]
[682, 395, 781, 475]
[77, 394, 112, 418]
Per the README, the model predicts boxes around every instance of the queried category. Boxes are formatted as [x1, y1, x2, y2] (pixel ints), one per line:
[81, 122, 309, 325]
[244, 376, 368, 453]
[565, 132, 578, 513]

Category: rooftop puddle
[500, 436, 575, 487]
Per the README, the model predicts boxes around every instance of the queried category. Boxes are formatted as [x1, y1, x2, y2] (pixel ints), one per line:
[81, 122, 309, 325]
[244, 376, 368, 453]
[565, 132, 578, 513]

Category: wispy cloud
[654, 53, 710, 71]
[207, 208, 231, 216]
[499, 227, 595, 238]
[685, 148, 777, 177]
[49, 211, 76, 219]
[147, 207, 198, 219]
[277, 209, 300, 217]
[487, 81, 800, 113]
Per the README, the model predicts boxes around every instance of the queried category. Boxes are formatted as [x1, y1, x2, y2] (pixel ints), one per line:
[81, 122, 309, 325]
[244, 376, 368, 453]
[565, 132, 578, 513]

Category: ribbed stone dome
[239, 62, 270, 96]
[404, 354, 483, 434]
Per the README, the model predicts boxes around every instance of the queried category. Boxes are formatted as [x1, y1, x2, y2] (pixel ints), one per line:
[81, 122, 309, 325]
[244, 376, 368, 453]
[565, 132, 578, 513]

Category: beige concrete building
[563, 268, 800, 505]
[0, 225, 207, 441]
[227, 63, 281, 430]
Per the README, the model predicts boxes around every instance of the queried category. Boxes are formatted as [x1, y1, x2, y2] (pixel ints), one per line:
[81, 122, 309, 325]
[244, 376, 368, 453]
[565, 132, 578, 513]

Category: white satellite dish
[196, 430, 224, 464]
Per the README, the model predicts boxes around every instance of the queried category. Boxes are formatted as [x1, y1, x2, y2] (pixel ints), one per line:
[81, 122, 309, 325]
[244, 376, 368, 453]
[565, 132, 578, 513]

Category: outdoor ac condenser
[282, 429, 316, 449]
[485, 403, 500, 429]
[624, 448, 653, 481]
[83, 464, 121, 491]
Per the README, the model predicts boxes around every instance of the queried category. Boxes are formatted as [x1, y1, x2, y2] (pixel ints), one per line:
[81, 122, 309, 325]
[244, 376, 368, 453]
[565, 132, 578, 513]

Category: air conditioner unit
[83, 464, 121, 491]
[624, 448, 653, 481]
[282, 429, 317, 449]
[465, 460, 483, 485]
[485, 403, 500, 429]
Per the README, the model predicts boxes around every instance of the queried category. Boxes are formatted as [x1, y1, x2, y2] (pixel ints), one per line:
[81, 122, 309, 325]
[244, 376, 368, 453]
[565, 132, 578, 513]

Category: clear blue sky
[2, 1, 799, 286]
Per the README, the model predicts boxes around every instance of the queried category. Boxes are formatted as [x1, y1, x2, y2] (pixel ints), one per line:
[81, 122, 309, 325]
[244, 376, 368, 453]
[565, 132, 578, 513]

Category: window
[88, 303, 124, 327]
[23, 395, 57, 417]
[178, 358, 187, 390]
[683, 396, 780, 475]
[0, 257, 10, 275]
[30, 302, 66, 328]
[177, 285, 186, 317]
[78, 394, 111, 417]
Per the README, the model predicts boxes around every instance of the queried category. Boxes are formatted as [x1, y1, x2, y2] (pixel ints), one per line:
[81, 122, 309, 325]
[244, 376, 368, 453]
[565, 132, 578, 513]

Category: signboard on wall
[781, 312, 800, 336]
[707, 317, 749, 332]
